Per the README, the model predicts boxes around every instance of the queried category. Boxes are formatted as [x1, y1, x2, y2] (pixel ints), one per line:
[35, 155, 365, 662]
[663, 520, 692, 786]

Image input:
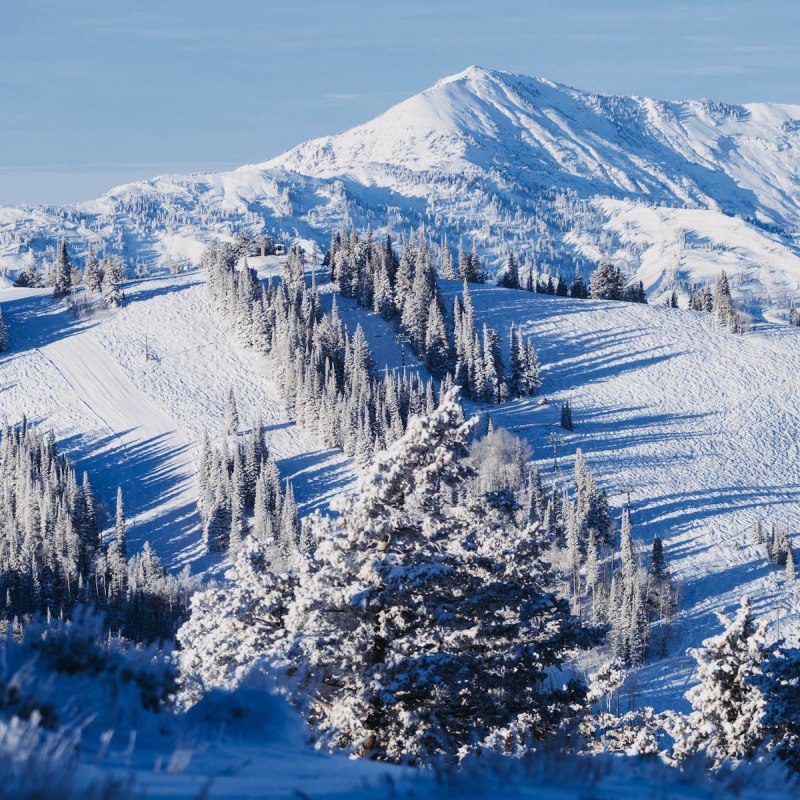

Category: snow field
[438, 281, 800, 706]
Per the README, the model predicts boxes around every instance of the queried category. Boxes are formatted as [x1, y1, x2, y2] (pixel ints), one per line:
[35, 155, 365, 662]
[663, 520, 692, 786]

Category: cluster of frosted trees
[178, 389, 598, 762]
[81, 245, 126, 307]
[524, 449, 675, 666]
[25, 241, 127, 308]
[588, 598, 800, 773]
[177, 393, 800, 774]
[688, 271, 746, 333]
[0, 419, 99, 616]
[750, 518, 797, 579]
[498, 256, 647, 305]
[327, 228, 542, 403]
[587, 262, 647, 302]
[0, 420, 194, 642]
[196, 421, 299, 557]
[201, 241, 442, 466]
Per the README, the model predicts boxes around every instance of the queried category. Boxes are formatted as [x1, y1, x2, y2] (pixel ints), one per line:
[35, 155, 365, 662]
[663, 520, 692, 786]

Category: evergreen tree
[423, 300, 450, 377]
[750, 519, 765, 547]
[225, 388, 239, 437]
[678, 598, 767, 766]
[457, 239, 470, 282]
[507, 324, 524, 397]
[499, 252, 520, 289]
[712, 271, 740, 332]
[439, 237, 456, 280]
[52, 241, 72, 297]
[279, 480, 298, 555]
[588, 262, 626, 301]
[178, 390, 597, 762]
[177, 539, 292, 705]
[102, 255, 124, 307]
[560, 400, 573, 430]
[570, 267, 587, 299]
[83, 245, 102, 293]
[108, 487, 128, 599]
[0, 307, 7, 353]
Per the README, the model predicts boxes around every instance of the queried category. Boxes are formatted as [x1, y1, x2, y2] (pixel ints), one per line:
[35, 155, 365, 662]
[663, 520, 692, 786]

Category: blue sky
[2, 0, 800, 205]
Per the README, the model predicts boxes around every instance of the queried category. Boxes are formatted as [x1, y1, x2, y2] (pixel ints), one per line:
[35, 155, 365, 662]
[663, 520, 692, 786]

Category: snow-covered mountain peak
[5, 67, 800, 312]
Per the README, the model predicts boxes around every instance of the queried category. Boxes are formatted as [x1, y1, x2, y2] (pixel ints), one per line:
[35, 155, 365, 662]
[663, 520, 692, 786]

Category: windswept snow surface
[437, 281, 800, 708]
[0, 272, 354, 573]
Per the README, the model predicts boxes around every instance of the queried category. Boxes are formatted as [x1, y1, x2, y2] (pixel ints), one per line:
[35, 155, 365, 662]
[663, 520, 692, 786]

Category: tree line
[0, 419, 195, 642]
[201, 239, 444, 467]
[327, 228, 543, 403]
[197, 408, 300, 558]
[14, 241, 126, 308]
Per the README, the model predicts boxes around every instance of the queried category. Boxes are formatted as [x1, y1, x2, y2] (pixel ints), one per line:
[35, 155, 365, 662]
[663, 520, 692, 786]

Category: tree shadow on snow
[123, 278, 200, 307]
[58, 426, 201, 569]
[0, 292, 96, 354]
[276, 449, 354, 514]
[632, 484, 800, 539]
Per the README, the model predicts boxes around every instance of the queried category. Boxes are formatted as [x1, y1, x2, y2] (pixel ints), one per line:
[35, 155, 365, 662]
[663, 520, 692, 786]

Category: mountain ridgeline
[4, 66, 800, 312]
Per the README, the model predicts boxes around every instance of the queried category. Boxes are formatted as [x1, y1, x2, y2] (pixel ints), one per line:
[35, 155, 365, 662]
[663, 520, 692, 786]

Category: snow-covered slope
[271, 66, 800, 227]
[5, 265, 800, 704]
[0, 269, 355, 574]
[441, 281, 800, 706]
[4, 67, 800, 312]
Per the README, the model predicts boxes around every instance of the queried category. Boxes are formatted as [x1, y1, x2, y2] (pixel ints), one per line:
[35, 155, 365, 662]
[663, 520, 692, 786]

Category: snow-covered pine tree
[102, 255, 124, 307]
[229, 449, 247, 550]
[677, 598, 767, 766]
[423, 299, 450, 377]
[523, 337, 542, 396]
[771, 523, 790, 566]
[107, 487, 128, 600]
[83, 245, 102, 293]
[588, 659, 627, 716]
[574, 449, 612, 545]
[760, 645, 800, 772]
[588, 262, 625, 301]
[52, 241, 72, 297]
[439, 236, 456, 280]
[507, 323, 523, 397]
[177, 538, 292, 706]
[468, 241, 484, 283]
[285, 387, 596, 761]
[499, 252, 520, 289]
[225, 387, 239, 437]
[0, 307, 7, 353]
[670, 290, 679, 309]
[750, 519, 765, 546]
[570, 266, 587, 299]
[278, 479, 298, 556]
[711, 271, 741, 332]
[457, 239, 470, 281]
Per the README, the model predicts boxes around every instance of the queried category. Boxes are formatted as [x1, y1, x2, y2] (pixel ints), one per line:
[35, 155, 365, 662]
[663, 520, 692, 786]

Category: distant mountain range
[4, 65, 800, 313]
